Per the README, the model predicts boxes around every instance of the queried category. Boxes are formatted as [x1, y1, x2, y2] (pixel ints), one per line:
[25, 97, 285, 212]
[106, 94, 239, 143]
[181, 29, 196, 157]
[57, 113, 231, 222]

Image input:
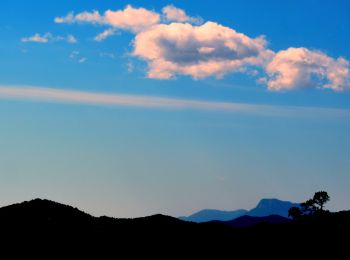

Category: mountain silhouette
[179, 209, 247, 222]
[179, 198, 299, 222]
[0, 198, 349, 257]
[247, 198, 299, 218]
[0, 198, 93, 223]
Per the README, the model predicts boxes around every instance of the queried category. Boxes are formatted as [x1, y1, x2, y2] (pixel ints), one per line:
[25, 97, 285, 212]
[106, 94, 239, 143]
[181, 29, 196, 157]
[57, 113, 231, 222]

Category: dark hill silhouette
[223, 214, 291, 228]
[179, 198, 299, 222]
[0, 198, 348, 257]
[0, 198, 93, 223]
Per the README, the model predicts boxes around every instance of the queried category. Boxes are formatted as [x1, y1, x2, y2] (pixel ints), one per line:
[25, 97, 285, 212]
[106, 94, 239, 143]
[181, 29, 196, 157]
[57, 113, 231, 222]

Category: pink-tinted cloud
[53, 5, 350, 92]
[105, 5, 160, 32]
[162, 5, 202, 24]
[265, 47, 350, 91]
[133, 22, 273, 79]
[55, 5, 159, 33]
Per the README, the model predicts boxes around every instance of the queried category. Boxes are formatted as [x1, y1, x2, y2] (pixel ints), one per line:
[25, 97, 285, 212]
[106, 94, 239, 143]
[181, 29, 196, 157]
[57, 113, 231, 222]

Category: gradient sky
[1, 0, 350, 217]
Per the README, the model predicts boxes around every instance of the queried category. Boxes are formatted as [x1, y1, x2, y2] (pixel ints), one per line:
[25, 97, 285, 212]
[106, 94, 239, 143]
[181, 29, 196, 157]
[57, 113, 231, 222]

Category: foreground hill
[0, 198, 348, 257]
[180, 198, 299, 222]
[223, 214, 291, 228]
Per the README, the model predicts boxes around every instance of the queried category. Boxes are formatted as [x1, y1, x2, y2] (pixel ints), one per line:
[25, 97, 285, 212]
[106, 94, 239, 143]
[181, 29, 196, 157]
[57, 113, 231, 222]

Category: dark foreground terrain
[0, 199, 348, 257]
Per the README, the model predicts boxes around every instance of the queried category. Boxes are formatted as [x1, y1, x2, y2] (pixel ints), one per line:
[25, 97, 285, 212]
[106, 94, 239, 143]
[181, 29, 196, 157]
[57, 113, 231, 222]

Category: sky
[0, 0, 350, 218]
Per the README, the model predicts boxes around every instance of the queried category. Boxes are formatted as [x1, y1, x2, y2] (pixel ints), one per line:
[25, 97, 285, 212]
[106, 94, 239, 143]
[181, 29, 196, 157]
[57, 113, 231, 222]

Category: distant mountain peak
[255, 198, 294, 208]
[179, 208, 248, 223]
[179, 198, 300, 222]
[248, 198, 299, 218]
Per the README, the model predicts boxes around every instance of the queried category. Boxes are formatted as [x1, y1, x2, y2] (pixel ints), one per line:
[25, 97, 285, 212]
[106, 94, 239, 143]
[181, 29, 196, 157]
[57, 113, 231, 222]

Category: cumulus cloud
[104, 5, 160, 32]
[265, 47, 350, 91]
[21, 33, 77, 44]
[162, 5, 202, 24]
[53, 4, 350, 92]
[55, 5, 159, 33]
[133, 22, 273, 79]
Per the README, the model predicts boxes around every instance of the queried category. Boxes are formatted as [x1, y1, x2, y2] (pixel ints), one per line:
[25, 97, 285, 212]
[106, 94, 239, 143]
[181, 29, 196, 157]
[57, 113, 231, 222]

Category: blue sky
[0, 0, 350, 217]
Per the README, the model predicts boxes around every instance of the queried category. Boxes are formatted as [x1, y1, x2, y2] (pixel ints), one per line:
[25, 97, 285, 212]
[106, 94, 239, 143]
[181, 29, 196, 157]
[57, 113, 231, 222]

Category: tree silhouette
[313, 191, 330, 211]
[290, 191, 330, 219]
[301, 199, 316, 215]
[288, 207, 302, 220]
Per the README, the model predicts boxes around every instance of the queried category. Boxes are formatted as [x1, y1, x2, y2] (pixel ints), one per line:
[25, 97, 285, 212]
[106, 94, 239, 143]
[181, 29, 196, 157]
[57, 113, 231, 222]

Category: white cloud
[78, 57, 87, 63]
[133, 22, 273, 79]
[69, 50, 79, 59]
[54, 11, 104, 24]
[100, 52, 116, 59]
[0, 85, 349, 117]
[67, 34, 77, 43]
[21, 33, 51, 43]
[162, 5, 202, 24]
[127, 61, 134, 72]
[265, 47, 350, 91]
[94, 28, 117, 42]
[69, 50, 86, 63]
[21, 33, 77, 44]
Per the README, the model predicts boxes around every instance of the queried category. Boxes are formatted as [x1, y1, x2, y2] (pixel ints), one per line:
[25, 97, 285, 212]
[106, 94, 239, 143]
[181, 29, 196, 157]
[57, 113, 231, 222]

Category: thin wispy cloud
[127, 61, 134, 72]
[69, 50, 87, 63]
[78, 57, 87, 63]
[100, 52, 116, 59]
[94, 28, 117, 42]
[21, 32, 77, 44]
[0, 86, 349, 118]
[21, 33, 51, 43]
[69, 50, 80, 59]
